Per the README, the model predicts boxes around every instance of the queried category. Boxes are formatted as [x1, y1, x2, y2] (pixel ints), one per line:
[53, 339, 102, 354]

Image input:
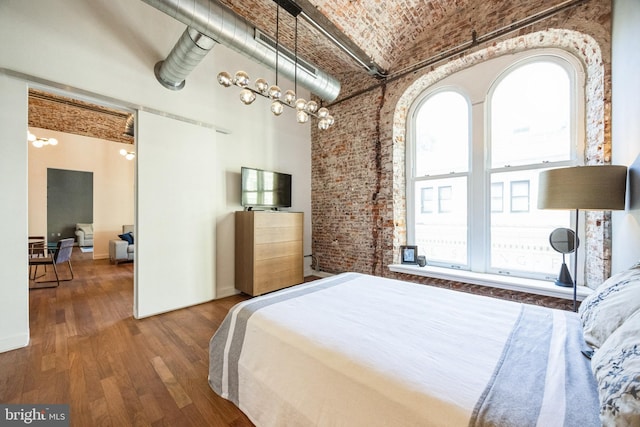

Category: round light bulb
[32, 139, 44, 148]
[239, 89, 256, 105]
[217, 71, 232, 87]
[255, 78, 269, 94]
[283, 90, 296, 106]
[27, 131, 36, 142]
[271, 101, 284, 116]
[120, 148, 128, 156]
[47, 138, 58, 146]
[326, 115, 335, 126]
[318, 118, 330, 130]
[305, 100, 318, 113]
[233, 71, 250, 87]
[268, 85, 282, 100]
[296, 110, 309, 123]
[295, 98, 307, 111]
[125, 153, 135, 160]
[317, 107, 329, 118]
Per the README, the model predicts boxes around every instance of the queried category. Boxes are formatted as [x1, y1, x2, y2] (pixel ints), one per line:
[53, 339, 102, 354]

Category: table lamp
[538, 165, 627, 311]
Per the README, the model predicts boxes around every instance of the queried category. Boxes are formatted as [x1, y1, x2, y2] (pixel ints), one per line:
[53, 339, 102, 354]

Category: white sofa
[109, 225, 134, 264]
[75, 223, 94, 247]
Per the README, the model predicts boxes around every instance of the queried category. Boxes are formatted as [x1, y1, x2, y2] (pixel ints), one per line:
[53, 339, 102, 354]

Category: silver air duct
[123, 113, 135, 137]
[154, 27, 216, 90]
[141, 0, 341, 102]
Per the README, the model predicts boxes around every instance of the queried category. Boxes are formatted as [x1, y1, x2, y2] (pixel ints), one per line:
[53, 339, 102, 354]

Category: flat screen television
[241, 167, 292, 209]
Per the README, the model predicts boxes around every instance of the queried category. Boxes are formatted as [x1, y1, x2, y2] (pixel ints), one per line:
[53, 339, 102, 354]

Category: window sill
[388, 264, 593, 301]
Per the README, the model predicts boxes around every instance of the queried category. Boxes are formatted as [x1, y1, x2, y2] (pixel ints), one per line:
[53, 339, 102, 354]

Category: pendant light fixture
[216, 0, 334, 130]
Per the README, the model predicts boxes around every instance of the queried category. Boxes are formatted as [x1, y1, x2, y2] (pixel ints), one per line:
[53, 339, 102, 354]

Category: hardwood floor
[1, 249, 254, 426]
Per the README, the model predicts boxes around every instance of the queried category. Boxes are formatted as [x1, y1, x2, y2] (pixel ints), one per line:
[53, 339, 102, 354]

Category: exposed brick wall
[311, 87, 385, 274]
[392, 272, 578, 311]
[312, 0, 612, 308]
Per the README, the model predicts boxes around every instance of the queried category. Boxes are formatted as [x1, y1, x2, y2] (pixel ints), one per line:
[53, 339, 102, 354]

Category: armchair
[75, 223, 94, 247]
[109, 225, 134, 264]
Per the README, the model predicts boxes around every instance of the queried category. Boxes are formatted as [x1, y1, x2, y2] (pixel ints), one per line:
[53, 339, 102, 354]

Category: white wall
[612, 0, 640, 273]
[0, 76, 30, 353]
[0, 0, 312, 350]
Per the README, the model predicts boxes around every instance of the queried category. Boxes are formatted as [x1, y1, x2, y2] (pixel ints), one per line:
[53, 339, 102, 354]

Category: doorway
[27, 87, 135, 291]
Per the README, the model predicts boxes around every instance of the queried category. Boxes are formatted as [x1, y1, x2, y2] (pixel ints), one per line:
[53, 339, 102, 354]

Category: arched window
[407, 51, 584, 281]
[412, 90, 470, 265]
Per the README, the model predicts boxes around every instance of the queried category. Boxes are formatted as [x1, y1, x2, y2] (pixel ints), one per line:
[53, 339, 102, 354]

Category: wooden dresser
[235, 211, 303, 296]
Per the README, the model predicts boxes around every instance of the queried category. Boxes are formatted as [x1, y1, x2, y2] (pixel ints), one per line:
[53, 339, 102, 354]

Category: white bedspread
[209, 272, 599, 426]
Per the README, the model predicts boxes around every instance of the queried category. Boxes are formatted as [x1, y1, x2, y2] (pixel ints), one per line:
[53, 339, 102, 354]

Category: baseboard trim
[216, 286, 240, 299]
[0, 330, 29, 354]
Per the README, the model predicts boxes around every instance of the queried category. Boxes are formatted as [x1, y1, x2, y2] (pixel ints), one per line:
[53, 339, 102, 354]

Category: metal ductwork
[154, 27, 216, 90]
[141, 0, 341, 102]
[123, 114, 135, 137]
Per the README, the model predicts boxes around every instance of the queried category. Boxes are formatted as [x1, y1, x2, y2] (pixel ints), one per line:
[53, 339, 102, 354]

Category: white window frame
[406, 49, 586, 281]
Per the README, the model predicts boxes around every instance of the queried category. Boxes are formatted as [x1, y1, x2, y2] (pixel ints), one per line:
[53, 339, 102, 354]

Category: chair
[29, 238, 75, 288]
[28, 235, 47, 280]
[28, 235, 46, 257]
[75, 223, 94, 247]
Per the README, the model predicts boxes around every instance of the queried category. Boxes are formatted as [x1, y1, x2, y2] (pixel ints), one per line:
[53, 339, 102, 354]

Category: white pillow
[591, 309, 640, 427]
[579, 267, 640, 348]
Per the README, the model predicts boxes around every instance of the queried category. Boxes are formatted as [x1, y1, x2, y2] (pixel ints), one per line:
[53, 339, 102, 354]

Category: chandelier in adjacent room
[27, 131, 58, 148]
[216, 0, 335, 130]
[119, 149, 135, 160]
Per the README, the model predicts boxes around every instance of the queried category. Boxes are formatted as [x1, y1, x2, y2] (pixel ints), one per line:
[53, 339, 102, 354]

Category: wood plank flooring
[1, 249, 254, 426]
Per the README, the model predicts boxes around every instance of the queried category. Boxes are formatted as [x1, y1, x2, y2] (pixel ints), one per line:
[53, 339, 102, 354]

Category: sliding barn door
[135, 110, 218, 318]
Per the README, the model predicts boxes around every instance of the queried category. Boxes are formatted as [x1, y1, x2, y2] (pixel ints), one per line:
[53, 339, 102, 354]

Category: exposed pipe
[123, 114, 135, 137]
[141, 0, 341, 102]
[154, 27, 216, 90]
[299, 10, 386, 79]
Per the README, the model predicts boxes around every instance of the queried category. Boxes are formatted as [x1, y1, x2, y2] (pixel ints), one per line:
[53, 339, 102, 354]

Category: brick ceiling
[29, 0, 563, 143]
[28, 90, 134, 145]
[216, 0, 474, 86]
[304, 0, 468, 72]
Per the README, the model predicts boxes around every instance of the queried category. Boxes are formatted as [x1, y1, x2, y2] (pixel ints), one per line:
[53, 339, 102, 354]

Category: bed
[209, 271, 640, 426]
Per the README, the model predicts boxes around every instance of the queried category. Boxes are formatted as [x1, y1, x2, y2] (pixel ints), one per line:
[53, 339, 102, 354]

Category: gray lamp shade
[538, 165, 627, 211]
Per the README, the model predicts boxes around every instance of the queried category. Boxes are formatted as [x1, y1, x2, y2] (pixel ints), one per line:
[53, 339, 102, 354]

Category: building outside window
[421, 187, 434, 213]
[491, 182, 504, 213]
[438, 186, 453, 213]
[510, 180, 530, 213]
[408, 50, 584, 280]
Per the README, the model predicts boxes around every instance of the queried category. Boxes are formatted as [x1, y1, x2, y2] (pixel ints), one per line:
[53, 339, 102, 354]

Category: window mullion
[469, 101, 486, 273]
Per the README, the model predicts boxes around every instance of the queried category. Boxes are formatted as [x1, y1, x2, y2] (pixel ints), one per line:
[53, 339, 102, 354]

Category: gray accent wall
[47, 168, 93, 243]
